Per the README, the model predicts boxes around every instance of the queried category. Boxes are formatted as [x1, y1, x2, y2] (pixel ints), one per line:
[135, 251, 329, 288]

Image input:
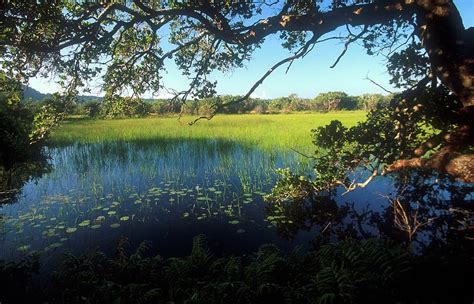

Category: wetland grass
[51, 112, 367, 153]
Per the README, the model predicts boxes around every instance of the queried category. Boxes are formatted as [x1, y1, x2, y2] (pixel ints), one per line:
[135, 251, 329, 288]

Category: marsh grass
[51, 112, 367, 153]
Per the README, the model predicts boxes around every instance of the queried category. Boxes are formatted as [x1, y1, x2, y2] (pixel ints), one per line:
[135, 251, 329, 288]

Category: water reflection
[265, 171, 474, 253]
[0, 140, 472, 263]
[0, 140, 313, 261]
[0, 157, 51, 204]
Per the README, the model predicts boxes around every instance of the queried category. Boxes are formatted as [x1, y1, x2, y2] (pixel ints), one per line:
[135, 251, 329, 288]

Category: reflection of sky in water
[0, 141, 315, 261]
[1, 140, 466, 264]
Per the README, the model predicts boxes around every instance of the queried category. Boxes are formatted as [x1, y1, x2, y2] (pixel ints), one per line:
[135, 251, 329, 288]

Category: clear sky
[29, 0, 473, 99]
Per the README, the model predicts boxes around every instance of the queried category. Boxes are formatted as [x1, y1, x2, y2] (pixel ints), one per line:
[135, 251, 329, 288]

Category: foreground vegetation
[2, 236, 472, 304]
[51, 112, 366, 152]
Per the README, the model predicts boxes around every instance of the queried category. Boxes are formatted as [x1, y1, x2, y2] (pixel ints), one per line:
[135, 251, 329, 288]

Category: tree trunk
[416, 0, 474, 109]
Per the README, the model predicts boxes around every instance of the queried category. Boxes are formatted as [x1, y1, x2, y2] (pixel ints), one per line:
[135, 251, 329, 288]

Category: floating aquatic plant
[78, 220, 90, 227]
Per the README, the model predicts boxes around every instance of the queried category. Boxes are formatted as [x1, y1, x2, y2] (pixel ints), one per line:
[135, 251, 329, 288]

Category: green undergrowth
[2, 236, 473, 304]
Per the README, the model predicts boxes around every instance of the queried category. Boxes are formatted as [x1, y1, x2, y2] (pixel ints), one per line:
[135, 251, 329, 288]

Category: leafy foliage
[0, 74, 59, 203]
[100, 96, 151, 119]
[49, 236, 413, 304]
[0, 74, 64, 168]
[2, 235, 471, 303]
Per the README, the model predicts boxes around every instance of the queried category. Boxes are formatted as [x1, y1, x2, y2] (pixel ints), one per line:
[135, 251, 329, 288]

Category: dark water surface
[0, 140, 308, 260]
[0, 139, 466, 265]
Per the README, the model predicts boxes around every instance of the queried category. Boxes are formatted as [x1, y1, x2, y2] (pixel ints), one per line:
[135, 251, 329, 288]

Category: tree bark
[414, 0, 474, 108]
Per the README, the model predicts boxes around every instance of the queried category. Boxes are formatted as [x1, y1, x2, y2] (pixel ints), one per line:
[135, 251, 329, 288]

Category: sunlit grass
[51, 112, 367, 153]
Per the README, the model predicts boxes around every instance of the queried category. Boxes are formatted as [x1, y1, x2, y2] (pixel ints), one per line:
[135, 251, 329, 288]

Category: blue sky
[29, 0, 473, 99]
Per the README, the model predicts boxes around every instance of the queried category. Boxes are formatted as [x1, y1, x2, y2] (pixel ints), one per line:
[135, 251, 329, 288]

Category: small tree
[358, 93, 388, 111]
[100, 96, 151, 118]
[83, 100, 102, 118]
[312, 92, 347, 112]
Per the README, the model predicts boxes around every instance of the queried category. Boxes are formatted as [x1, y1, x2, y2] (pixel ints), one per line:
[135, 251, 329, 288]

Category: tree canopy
[1, 0, 473, 181]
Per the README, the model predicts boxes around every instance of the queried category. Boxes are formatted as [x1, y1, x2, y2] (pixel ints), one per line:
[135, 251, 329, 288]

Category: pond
[0, 139, 470, 266]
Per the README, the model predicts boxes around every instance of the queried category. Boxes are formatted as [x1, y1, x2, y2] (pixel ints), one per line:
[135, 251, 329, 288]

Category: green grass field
[51, 112, 367, 153]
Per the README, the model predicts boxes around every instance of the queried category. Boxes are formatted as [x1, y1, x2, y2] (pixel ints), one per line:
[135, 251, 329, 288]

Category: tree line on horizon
[27, 91, 391, 119]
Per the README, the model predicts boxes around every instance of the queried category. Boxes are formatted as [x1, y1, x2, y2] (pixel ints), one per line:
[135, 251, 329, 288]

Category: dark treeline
[46, 92, 390, 119]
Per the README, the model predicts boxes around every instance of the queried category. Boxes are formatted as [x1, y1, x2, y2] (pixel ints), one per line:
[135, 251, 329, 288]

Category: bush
[0, 78, 60, 169]
[83, 100, 102, 118]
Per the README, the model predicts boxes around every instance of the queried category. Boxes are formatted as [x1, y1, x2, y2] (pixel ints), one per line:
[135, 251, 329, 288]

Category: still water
[0, 139, 460, 264]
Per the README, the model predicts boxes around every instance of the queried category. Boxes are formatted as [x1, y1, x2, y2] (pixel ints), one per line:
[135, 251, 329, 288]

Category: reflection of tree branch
[448, 207, 474, 240]
[347, 202, 373, 239]
[381, 195, 438, 242]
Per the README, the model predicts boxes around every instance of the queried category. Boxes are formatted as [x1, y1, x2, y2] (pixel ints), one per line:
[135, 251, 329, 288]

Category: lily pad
[66, 227, 77, 233]
[110, 223, 120, 228]
[17, 245, 30, 252]
[78, 220, 90, 227]
[120, 216, 130, 221]
[229, 220, 239, 225]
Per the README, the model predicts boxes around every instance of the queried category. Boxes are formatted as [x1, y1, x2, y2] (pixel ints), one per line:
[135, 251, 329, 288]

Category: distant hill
[23, 86, 50, 101]
[22, 86, 103, 103]
[76, 95, 103, 103]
